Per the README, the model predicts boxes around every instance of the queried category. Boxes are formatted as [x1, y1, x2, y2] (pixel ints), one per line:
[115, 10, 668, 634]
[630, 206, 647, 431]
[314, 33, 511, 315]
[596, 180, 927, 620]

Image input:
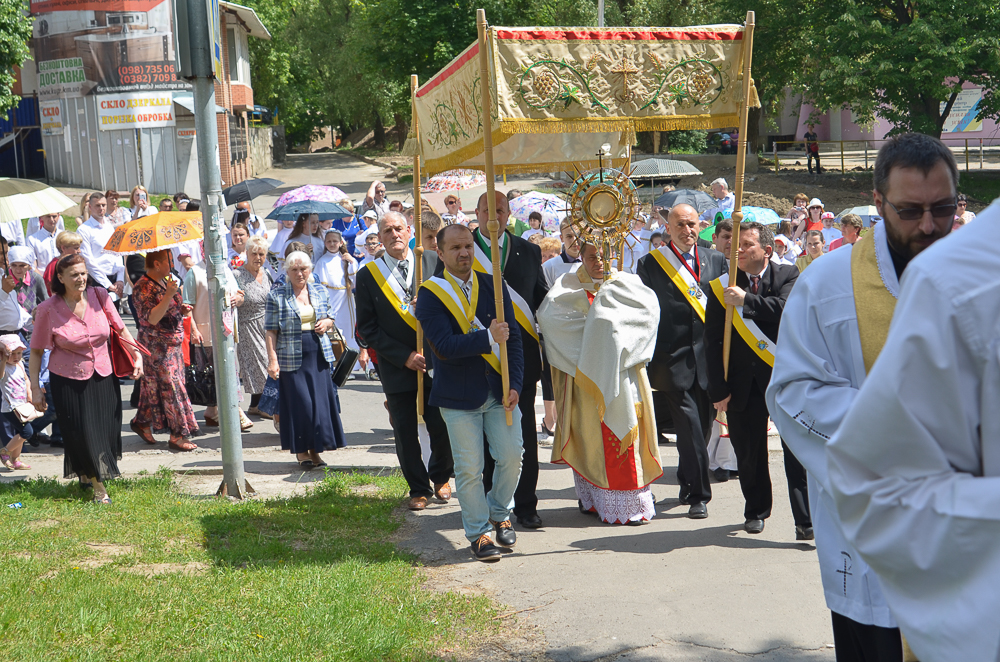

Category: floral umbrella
[421, 169, 486, 193]
[274, 185, 350, 207]
[508, 191, 567, 233]
[103, 211, 204, 255]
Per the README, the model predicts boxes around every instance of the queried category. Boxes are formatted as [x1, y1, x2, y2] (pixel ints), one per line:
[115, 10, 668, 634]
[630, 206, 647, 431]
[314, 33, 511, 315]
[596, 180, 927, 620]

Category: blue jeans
[440, 394, 524, 543]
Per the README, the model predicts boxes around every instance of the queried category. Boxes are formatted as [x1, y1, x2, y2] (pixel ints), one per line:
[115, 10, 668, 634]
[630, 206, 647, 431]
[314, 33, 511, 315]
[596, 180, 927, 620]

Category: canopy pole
[411, 74, 426, 418]
[723, 10, 756, 379]
[477, 8, 512, 426]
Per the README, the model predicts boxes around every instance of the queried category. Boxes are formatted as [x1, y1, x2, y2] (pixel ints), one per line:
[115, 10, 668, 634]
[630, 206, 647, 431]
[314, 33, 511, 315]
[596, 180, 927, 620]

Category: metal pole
[840, 140, 845, 173]
[598, 0, 604, 27]
[187, 0, 248, 498]
[773, 142, 777, 174]
[965, 138, 969, 172]
[982, 139, 985, 169]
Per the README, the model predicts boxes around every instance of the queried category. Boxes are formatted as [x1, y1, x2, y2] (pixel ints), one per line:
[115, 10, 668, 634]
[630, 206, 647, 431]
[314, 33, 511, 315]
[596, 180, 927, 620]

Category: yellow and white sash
[710, 273, 775, 367]
[420, 274, 502, 374]
[650, 246, 707, 322]
[363, 257, 416, 331]
[472, 241, 541, 344]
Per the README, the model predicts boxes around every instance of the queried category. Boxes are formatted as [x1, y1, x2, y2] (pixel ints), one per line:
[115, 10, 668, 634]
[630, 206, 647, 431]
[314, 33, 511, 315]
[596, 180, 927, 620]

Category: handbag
[96, 288, 151, 378]
[13, 402, 41, 424]
[257, 376, 279, 416]
[331, 347, 359, 387]
[185, 343, 217, 406]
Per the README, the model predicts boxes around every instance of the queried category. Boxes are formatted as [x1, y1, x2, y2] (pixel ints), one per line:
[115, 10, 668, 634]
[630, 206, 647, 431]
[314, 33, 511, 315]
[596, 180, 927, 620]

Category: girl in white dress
[313, 230, 359, 361]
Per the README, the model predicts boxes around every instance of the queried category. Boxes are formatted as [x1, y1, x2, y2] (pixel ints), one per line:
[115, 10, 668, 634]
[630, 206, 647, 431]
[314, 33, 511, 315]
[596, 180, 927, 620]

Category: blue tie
[682, 252, 694, 270]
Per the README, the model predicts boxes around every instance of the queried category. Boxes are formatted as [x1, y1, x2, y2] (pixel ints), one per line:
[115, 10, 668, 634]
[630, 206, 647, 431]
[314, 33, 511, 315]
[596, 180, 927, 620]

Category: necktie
[462, 282, 471, 301]
[682, 252, 694, 270]
[749, 275, 760, 294]
[397, 260, 408, 281]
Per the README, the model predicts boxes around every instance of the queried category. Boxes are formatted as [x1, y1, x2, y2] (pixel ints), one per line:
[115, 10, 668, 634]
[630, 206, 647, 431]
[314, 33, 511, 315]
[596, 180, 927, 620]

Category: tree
[714, 0, 1000, 137]
[0, 0, 31, 115]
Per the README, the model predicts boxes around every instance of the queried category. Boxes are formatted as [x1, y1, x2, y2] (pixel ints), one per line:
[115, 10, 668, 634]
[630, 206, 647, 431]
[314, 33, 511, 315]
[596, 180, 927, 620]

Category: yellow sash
[710, 274, 775, 366]
[363, 258, 416, 331]
[850, 231, 897, 373]
[472, 240, 541, 343]
[650, 246, 707, 322]
[420, 275, 502, 374]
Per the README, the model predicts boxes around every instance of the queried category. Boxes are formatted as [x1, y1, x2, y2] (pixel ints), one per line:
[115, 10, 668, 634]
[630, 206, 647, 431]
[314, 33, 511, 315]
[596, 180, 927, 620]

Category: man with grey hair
[704, 221, 809, 537]
[700, 177, 736, 222]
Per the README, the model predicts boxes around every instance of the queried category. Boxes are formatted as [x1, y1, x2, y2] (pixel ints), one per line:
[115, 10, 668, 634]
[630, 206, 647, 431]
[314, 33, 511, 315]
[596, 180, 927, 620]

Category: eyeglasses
[883, 199, 958, 221]
[957, 201, 967, 207]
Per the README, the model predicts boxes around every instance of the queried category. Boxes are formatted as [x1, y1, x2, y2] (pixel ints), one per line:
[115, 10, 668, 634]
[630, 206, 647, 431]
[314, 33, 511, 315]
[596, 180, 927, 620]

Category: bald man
[438, 191, 548, 529]
[636, 203, 727, 519]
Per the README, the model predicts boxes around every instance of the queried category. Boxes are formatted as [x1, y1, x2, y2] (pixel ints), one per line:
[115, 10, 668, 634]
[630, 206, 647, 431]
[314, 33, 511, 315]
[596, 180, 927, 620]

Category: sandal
[239, 411, 254, 432]
[93, 494, 112, 505]
[204, 415, 220, 427]
[0, 450, 12, 470]
[168, 437, 198, 452]
[11, 460, 31, 470]
[130, 421, 157, 444]
[79, 478, 93, 489]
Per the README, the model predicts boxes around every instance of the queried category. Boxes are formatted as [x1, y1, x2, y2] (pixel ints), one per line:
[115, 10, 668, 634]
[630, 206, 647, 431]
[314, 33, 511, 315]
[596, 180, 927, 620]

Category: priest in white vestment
[538, 243, 662, 524]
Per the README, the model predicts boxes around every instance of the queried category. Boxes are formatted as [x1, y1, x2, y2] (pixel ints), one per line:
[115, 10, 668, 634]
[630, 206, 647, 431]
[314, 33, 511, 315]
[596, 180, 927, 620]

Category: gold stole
[850, 231, 897, 374]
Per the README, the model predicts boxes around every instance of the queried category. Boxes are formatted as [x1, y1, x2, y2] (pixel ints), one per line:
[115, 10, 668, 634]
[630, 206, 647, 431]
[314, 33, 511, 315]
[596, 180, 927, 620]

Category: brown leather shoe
[433, 482, 452, 502]
[407, 496, 428, 511]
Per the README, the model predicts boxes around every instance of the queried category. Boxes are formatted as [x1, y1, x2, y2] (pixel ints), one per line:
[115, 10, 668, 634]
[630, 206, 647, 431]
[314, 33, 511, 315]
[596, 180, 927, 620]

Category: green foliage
[0, 470, 498, 661]
[0, 0, 31, 115]
[664, 129, 707, 153]
[713, 0, 1000, 137]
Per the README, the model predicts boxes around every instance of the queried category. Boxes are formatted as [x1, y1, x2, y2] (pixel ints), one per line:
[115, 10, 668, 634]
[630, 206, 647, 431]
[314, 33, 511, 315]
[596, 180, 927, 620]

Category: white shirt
[449, 269, 498, 344]
[361, 198, 390, 220]
[765, 220, 899, 629]
[27, 227, 59, 270]
[827, 202, 1000, 661]
[171, 240, 203, 280]
[699, 193, 736, 221]
[542, 254, 581, 288]
[26, 216, 65, 237]
[620, 229, 652, 274]
[821, 226, 842, 250]
[131, 205, 154, 220]
[0, 220, 24, 247]
[78, 216, 124, 289]
[0, 273, 30, 332]
[520, 228, 544, 241]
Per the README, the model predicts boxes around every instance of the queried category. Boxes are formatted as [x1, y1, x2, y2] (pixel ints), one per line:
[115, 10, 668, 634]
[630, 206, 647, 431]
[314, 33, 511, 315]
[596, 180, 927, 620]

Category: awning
[173, 93, 227, 115]
[412, 25, 749, 176]
[220, 1, 272, 40]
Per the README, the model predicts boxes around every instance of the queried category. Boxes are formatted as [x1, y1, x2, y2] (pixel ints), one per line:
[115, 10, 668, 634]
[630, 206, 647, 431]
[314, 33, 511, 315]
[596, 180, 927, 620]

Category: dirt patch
[349, 484, 381, 496]
[122, 562, 209, 578]
[27, 518, 60, 530]
[80, 542, 135, 569]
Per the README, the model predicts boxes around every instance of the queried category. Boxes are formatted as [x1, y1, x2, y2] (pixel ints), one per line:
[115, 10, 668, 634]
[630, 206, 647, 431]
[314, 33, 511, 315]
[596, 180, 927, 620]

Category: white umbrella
[0, 178, 76, 225]
[835, 205, 882, 227]
[508, 191, 567, 233]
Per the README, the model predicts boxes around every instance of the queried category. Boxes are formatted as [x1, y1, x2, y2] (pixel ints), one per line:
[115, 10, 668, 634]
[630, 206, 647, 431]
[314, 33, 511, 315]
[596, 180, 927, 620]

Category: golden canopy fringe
[498, 114, 740, 136]
[748, 78, 761, 109]
[400, 131, 420, 157]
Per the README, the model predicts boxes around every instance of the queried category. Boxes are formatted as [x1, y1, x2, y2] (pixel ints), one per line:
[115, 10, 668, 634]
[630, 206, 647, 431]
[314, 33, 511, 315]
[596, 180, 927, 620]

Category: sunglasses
[883, 199, 958, 221]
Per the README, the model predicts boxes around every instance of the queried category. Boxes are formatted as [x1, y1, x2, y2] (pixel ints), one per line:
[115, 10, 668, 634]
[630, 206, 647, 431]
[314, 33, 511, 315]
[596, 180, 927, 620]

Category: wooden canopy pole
[723, 10, 756, 380]
[411, 74, 425, 417]
[476, 8, 512, 425]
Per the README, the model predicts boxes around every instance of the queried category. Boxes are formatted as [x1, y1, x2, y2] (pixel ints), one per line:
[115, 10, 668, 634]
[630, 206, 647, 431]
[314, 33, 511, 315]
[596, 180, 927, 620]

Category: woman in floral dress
[234, 236, 272, 417]
[130, 249, 200, 451]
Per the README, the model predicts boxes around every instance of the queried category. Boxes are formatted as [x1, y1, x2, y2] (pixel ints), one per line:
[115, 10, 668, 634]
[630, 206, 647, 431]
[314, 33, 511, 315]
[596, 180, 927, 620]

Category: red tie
[749, 275, 760, 294]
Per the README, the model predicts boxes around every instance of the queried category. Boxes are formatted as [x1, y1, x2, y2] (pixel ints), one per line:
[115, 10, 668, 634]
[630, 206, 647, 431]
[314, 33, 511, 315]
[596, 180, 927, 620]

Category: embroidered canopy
[413, 25, 748, 176]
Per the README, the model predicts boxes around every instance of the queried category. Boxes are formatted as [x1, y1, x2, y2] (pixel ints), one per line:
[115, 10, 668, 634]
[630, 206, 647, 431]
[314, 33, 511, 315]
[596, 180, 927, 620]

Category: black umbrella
[266, 200, 353, 221]
[221, 177, 284, 205]
[653, 188, 718, 213]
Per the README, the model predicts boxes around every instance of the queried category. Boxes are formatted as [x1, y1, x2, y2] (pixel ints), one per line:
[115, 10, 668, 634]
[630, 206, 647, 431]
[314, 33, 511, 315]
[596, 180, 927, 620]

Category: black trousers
[830, 611, 902, 662]
[655, 385, 712, 504]
[483, 379, 539, 518]
[808, 151, 822, 174]
[384, 386, 454, 498]
[727, 383, 812, 525]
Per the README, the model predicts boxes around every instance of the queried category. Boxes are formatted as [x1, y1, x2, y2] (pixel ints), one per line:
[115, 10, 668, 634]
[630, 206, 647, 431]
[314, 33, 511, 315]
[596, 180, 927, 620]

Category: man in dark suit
[356, 211, 454, 511]
[417, 224, 524, 562]
[439, 191, 548, 529]
[637, 203, 727, 519]
[705, 221, 811, 537]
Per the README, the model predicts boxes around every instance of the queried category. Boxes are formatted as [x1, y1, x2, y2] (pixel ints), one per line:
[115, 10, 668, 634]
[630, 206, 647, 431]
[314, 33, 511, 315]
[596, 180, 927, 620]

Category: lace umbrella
[421, 169, 486, 193]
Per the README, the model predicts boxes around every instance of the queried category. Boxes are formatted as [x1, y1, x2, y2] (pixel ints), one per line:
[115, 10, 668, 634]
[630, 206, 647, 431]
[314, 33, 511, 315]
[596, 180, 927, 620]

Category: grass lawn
[0, 470, 497, 661]
[961, 170, 1000, 207]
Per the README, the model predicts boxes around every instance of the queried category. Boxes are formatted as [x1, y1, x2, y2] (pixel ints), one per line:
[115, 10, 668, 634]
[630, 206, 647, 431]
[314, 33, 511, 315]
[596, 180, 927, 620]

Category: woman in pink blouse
[28, 254, 143, 504]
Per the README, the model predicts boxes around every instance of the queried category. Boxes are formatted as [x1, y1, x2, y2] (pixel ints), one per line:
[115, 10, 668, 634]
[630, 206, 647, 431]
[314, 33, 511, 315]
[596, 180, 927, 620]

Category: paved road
[30, 153, 837, 661]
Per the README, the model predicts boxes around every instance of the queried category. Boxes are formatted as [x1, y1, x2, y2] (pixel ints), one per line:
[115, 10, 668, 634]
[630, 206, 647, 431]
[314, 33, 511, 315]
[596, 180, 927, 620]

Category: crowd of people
[2, 134, 990, 659]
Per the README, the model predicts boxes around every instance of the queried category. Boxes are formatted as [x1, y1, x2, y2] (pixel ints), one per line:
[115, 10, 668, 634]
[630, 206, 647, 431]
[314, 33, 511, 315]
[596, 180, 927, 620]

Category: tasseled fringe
[400, 132, 420, 156]
[498, 114, 740, 135]
[748, 78, 761, 109]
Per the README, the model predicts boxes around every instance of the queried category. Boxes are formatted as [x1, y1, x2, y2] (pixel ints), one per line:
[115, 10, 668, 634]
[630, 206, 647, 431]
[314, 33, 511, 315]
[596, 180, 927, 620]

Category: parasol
[222, 177, 284, 205]
[0, 178, 76, 225]
[508, 191, 567, 233]
[835, 205, 881, 227]
[274, 185, 350, 207]
[267, 200, 353, 222]
[421, 169, 486, 193]
[653, 188, 718, 213]
[103, 211, 204, 255]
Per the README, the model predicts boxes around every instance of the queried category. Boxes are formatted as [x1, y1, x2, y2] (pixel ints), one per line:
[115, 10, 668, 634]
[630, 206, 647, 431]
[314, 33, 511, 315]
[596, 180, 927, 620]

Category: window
[227, 28, 238, 82]
[228, 113, 246, 163]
